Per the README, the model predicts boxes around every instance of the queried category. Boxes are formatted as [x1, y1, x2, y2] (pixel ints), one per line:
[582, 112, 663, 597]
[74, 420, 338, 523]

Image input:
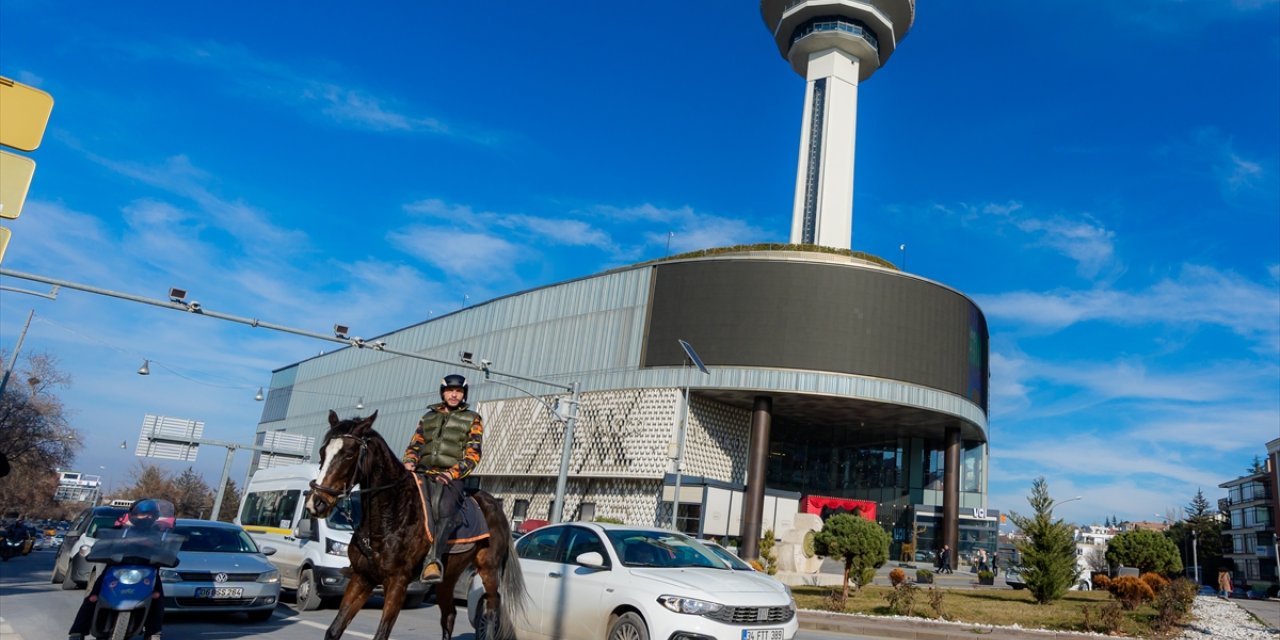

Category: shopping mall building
[253, 247, 996, 561]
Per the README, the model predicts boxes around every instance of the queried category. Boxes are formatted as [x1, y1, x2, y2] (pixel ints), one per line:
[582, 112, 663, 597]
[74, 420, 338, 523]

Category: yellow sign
[0, 150, 35, 219]
[0, 226, 11, 264]
[0, 76, 55, 152]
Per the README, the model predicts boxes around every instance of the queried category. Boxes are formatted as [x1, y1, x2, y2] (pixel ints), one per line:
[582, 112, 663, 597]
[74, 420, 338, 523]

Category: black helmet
[130, 499, 161, 528]
[439, 374, 468, 400]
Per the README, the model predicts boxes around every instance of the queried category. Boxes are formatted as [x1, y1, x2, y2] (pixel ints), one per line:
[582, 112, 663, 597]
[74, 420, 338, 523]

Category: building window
[512, 499, 528, 520]
[675, 503, 702, 537]
[578, 502, 596, 522]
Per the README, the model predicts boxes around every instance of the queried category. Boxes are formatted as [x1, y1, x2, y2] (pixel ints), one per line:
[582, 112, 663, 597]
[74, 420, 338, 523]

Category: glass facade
[766, 419, 989, 559]
[789, 17, 880, 53]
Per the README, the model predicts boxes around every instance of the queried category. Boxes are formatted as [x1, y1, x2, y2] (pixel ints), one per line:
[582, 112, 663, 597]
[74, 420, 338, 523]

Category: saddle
[414, 476, 490, 553]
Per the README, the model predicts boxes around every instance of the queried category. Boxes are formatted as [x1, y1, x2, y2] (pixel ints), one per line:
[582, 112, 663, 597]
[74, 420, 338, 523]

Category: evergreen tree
[1007, 477, 1079, 604]
[1249, 456, 1267, 474]
[1107, 529, 1183, 576]
[813, 513, 890, 605]
[1168, 488, 1223, 585]
[215, 478, 242, 522]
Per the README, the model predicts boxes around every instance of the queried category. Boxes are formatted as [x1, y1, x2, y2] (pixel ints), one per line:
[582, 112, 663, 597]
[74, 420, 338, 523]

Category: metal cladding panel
[643, 259, 989, 412]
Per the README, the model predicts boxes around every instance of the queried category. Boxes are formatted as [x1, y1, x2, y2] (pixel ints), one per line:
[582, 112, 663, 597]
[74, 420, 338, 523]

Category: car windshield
[325, 495, 359, 531]
[703, 543, 754, 570]
[173, 525, 260, 553]
[606, 529, 728, 569]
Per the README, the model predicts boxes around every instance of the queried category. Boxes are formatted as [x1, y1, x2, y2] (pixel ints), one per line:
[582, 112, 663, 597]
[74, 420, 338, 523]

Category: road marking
[276, 614, 419, 640]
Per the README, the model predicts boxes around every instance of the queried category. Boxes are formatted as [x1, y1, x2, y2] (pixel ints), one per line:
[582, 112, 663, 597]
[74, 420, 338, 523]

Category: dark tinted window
[517, 527, 563, 562]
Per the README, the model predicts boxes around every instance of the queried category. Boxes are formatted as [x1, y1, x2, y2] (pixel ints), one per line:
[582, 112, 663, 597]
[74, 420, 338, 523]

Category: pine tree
[813, 513, 890, 605]
[1007, 477, 1079, 604]
[1249, 456, 1267, 474]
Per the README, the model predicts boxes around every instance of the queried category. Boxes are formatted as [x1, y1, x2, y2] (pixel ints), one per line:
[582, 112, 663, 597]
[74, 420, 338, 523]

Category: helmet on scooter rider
[129, 499, 162, 530]
[439, 374, 468, 401]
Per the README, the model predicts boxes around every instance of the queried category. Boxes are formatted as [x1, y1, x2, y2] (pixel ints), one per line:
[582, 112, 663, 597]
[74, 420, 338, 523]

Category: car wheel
[297, 568, 324, 611]
[51, 559, 65, 584]
[607, 612, 649, 640]
[247, 609, 274, 623]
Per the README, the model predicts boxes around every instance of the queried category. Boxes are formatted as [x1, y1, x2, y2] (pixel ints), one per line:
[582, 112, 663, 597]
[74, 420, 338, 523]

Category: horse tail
[475, 489, 528, 640]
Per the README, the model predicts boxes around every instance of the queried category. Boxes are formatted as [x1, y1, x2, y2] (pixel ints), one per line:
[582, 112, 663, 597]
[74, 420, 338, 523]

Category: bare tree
[0, 352, 82, 517]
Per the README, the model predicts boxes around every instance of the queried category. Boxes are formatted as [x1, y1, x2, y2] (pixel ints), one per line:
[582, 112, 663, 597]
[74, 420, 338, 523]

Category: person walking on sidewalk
[1218, 567, 1233, 598]
[938, 545, 952, 574]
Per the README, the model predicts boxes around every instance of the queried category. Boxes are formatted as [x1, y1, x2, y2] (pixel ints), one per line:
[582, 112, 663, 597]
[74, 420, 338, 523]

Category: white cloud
[979, 265, 1280, 352]
[933, 201, 1119, 278]
[386, 225, 523, 284]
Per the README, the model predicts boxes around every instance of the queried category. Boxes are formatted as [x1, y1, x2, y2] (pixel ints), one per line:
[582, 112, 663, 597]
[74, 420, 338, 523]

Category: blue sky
[1, 1, 1277, 525]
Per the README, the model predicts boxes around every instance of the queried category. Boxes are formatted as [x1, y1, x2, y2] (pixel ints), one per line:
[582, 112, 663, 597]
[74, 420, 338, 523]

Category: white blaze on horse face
[309, 437, 347, 511]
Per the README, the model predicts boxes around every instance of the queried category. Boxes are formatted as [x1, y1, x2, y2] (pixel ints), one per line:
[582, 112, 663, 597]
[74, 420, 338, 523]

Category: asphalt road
[1, 547, 881, 640]
[0, 547, 474, 640]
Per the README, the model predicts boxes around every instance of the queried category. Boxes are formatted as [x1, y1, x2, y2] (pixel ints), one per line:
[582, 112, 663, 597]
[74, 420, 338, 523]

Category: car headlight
[658, 595, 723, 615]
[325, 539, 348, 557]
[257, 569, 280, 584]
[159, 569, 182, 582]
[113, 568, 146, 585]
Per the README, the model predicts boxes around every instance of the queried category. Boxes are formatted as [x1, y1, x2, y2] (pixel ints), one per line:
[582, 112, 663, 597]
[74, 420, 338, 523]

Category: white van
[236, 463, 429, 609]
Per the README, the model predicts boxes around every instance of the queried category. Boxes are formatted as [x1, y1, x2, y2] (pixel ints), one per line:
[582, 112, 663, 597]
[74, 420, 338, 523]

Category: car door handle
[548, 572, 562, 578]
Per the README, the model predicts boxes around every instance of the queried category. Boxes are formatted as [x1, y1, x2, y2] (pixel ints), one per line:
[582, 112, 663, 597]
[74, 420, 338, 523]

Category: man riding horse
[402, 374, 483, 583]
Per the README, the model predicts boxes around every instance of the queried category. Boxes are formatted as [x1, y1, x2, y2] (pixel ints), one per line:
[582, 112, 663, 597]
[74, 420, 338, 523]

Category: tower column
[790, 48, 860, 250]
[740, 395, 773, 561]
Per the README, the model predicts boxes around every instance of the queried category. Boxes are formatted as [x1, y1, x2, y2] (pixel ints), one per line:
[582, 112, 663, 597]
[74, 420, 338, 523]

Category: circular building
[253, 248, 992, 562]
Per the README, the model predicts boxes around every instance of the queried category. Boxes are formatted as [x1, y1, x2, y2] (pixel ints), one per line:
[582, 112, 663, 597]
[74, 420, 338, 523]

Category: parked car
[468, 522, 797, 640]
[50, 505, 129, 589]
[447, 529, 528, 603]
[158, 519, 281, 621]
[1004, 566, 1090, 591]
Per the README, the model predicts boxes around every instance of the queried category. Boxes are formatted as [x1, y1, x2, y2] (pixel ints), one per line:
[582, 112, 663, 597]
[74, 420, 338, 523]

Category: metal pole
[209, 446, 238, 522]
[0, 309, 35, 397]
[550, 381, 580, 524]
[1192, 529, 1199, 584]
[671, 384, 689, 529]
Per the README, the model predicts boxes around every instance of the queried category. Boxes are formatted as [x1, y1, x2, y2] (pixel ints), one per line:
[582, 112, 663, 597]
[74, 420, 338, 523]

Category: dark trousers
[421, 476, 464, 566]
[70, 571, 164, 636]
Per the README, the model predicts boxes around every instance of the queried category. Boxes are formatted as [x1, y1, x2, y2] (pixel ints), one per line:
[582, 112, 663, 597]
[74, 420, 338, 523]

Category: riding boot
[420, 480, 446, 583]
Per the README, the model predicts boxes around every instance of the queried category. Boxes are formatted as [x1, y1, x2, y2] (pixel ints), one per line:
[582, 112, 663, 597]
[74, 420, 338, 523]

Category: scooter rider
[402, 374, 484, 583]
[68, 499, 169, 640]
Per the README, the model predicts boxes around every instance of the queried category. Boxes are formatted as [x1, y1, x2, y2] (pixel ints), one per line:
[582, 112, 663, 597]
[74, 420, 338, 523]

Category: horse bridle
[309, 434, 397, 504]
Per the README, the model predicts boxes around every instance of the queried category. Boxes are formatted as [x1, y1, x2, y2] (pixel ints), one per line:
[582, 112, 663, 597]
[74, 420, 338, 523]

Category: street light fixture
[254, 387, 264, 401]
[137, 360, 150, 376]
[670, 339, 710, 530]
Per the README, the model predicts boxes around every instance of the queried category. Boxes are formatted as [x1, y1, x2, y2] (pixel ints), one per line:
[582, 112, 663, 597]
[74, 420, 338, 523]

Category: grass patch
[793, 585, 1169, 637]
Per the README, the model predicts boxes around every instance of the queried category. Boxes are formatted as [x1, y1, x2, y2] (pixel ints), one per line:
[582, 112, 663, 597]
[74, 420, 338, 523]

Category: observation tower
[761, 1, 915, 250]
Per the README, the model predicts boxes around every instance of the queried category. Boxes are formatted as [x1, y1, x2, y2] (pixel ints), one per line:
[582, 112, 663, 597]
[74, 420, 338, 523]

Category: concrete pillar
[740, 395, 773, 561]
[943, 425, 961, 571]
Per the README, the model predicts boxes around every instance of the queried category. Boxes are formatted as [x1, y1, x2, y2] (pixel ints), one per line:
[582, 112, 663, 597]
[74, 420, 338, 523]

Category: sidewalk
[1232, 597, 1280, 631]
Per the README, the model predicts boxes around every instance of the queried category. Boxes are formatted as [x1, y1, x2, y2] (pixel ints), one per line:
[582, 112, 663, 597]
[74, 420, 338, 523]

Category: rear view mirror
[293, 519, 313, 540]
[260, 546, 278, 556]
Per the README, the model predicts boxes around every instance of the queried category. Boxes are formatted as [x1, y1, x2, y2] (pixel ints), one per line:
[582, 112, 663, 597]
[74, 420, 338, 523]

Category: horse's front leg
[372, 573, 411, 640]
[325, 572, 376, 640]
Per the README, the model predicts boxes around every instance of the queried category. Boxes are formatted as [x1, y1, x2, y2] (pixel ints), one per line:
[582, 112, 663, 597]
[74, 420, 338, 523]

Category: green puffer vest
[414, 407, 477, 470]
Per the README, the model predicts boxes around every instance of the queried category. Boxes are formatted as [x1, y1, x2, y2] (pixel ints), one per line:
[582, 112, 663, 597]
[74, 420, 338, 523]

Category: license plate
[195, 587, 243, 599]
[742, 629, 783, 640]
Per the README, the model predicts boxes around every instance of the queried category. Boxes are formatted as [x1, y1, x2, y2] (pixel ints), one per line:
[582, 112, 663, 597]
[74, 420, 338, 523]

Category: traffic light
[0, 75, 55, 263]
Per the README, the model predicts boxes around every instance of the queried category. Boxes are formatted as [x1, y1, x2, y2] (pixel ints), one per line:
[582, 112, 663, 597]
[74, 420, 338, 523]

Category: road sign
[137, 414, 205, 461]
[0, 150, 35, 219]
[0, 77, 55, 152]
[0, 227, 10, 264]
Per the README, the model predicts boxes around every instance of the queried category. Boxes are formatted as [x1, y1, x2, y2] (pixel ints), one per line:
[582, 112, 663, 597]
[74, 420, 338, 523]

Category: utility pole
[0, 309, 34, 397]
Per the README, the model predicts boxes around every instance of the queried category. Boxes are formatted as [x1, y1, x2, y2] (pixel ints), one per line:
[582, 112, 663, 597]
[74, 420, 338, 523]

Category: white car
[468, 522, 797, 640]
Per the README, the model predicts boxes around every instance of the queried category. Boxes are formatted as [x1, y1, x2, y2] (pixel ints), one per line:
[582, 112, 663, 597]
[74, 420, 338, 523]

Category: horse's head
[305, 409, 378, 519]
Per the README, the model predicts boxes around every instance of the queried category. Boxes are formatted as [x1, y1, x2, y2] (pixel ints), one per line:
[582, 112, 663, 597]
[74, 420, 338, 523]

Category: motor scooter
[0, 536, 23, 561]
[79, 506, 182, 639]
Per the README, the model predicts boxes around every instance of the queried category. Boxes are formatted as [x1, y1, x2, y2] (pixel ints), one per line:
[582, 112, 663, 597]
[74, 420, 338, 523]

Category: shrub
[593, 516, 624, 524]
[814, 513, 890, 604]
[884, 582, 918, 616]
[977, 570, 995, 581]
[926, 586, 947, 620]
[1108, 575, 1156, 610]
[916, 568, 933, 583]
[759, 529, 779, 576]
[858, 566, 878, 588]
[1140, 571, 1170, 593]
[1151, 578, 1198, 633]
[1082, 601, 1125, 635]
[1092, 573, 1111, 590]
[1105, 529, 1183, 575]
[889, 567, 906, 586]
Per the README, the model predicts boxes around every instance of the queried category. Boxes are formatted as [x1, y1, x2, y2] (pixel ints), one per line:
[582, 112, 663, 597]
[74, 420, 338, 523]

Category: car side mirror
[293, 519, 312, 540]
[575, 551, 607, 569]
[260, 546, 278, 556]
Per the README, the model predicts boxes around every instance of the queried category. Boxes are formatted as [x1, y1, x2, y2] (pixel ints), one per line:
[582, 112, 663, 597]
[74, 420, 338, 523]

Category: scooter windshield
[86, 529, 185, 568]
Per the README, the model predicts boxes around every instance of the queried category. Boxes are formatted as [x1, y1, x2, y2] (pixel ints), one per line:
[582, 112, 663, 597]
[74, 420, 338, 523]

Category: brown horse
[304, 410, 526, 640]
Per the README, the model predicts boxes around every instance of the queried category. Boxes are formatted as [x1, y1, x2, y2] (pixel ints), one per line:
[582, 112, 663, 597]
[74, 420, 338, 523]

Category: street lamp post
[669, 340, 710, 531]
